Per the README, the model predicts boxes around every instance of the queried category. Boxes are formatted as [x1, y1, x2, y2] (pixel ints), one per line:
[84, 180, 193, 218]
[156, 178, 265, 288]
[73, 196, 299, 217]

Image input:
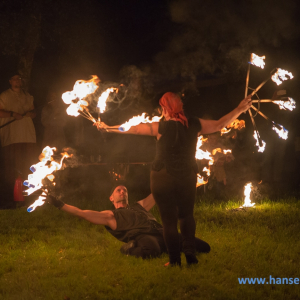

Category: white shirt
[0, 89, 36, 147]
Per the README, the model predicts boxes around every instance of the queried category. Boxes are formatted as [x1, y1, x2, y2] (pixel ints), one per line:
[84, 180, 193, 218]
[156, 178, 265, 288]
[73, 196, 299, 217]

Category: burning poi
[62, 75, 118, 123]
[24, 146, 70, 212]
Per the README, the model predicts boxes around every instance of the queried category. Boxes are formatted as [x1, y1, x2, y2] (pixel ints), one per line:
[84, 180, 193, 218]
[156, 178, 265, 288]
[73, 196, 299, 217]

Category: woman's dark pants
[150, 168, 198, 265]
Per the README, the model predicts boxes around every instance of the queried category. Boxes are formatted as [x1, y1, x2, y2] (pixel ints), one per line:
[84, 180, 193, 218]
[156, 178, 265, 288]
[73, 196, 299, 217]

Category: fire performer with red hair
[95, 92, 252, 266]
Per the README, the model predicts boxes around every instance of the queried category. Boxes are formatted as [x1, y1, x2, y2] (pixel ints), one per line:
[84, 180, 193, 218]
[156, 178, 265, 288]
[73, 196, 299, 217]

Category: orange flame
[250, 53, 265, 69]
[119, 113, 162, 132]
[272, 124, 288, 140]
[242, 182, 255, 207]
[62, 76, 99, 120]
[25, 147, 71, 212]
[97, 87, 118, 113]
[195, 135, 235, 186]
[273, 98, 296, 111]
[196, 174, 208, 187]
[271, 68, 293, 85]
[195, 136, 212, 161]
[62, 75, 99, 104]
[253, 131, 266, 153]
[221, 119, 245, 135]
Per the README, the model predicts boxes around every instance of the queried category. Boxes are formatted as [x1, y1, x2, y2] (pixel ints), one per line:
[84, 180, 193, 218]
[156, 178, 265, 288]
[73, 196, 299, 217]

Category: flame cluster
[62, 76, 118, 121]
[221, 119, 245, 135]
[24, 146, 70, 212]
[195, 135, 233, 187]
[62, 75, 99, 117]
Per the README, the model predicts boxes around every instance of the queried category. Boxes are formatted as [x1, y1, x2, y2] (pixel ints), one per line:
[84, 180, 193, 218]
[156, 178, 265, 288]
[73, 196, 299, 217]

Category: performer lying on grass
[47, 184, 210, 260]
[95, 93, 252, 267]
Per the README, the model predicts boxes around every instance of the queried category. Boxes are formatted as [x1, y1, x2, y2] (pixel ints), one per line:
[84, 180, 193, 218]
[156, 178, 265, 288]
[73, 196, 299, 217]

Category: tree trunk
[18, 14, 41, 92]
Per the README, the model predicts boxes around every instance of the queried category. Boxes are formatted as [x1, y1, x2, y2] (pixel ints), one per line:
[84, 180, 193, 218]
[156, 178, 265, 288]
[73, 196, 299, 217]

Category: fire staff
[95, 93, 252, 266]
[46, 184, 210, 260]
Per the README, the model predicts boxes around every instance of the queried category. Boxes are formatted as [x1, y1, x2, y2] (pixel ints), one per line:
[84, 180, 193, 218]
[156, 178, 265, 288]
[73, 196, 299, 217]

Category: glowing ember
[223, 150, 232, 154]
[242, 182, 255, 207]
[273, 98, 296, 111]
[211, 148, 232, 156]
[271, 68, 293, 85]
[220, 127, 231, 135]
[221, 119, 245, 135]
[119, 113, 162, 132]
[97, 87, 118, 113]
[203, 166, 210, 177]
[253, 131, 266, 153]
[196, 174, 208, 187]
[250, 53, 265, 69]
[229, 119, 245, 130]
[24, 146, 70, 212]
[272, 123, 288, 140]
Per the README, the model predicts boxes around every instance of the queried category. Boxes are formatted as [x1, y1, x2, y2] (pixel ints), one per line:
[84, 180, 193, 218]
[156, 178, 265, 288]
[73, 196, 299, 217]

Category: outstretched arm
[199, 96, 252, 135]
[61, 204, 117, 229]
[47, 196, 117, 229]
[94, 122, 159, 137]
[137, 194, 156, 211]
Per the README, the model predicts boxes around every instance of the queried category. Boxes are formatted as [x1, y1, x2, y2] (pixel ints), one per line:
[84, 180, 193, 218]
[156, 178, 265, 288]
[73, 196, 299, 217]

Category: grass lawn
[1, 193, 300, 300]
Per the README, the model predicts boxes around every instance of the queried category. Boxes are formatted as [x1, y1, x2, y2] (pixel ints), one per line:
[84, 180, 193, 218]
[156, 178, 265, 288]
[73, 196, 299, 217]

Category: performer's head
[110, 184, 129, 209]
[9, 72, 23, 91]
[159, 92, 188, 127]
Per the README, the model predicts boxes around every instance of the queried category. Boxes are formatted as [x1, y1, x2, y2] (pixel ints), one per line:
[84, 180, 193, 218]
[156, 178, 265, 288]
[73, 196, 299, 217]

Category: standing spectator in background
[0, 72, 36, 209]
[41, 90, 67, 151]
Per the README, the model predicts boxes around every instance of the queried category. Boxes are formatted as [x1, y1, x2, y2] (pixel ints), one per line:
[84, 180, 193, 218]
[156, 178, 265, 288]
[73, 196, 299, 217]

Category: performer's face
[110, 186, 128, 209]
[9, 75, 23, 89]
[161, 107, 170, 120]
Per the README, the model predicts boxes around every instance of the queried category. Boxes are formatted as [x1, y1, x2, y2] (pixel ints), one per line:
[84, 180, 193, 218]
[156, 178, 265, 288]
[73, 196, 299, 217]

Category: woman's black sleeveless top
[152, 117, 201, 177]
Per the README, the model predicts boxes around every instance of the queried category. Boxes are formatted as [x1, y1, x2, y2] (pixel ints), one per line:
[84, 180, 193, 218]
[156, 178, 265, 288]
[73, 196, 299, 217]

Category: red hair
[159, 92, 188, 127]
